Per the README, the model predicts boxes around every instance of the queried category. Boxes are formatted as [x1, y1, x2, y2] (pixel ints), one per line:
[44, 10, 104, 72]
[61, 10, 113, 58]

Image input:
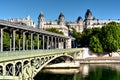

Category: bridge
[0, 19, 73, 52]
[0, 19, 83, 80]
[0, 48, 83, 80]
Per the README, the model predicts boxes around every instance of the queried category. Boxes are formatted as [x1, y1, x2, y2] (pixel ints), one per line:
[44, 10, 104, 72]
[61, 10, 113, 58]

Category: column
[0, 28, 3, 52]
[59, 38, 61, 49]
[37, 34, 40, 50]
[47, 36, 49, 49]
[31, 33, 33, 50]
[13, 30, 16, 51]
[23, 32, 26, 50]
[10, 33, 12, 51]
[61, 38, 63, 49]
[42, 35, 45, 50]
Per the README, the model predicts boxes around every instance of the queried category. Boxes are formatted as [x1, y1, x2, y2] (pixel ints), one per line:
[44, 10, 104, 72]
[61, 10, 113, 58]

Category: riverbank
[76, 57, 120, 64]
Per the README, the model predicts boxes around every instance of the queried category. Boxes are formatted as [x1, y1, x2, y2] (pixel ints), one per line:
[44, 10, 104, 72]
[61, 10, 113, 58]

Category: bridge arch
[34, 54, 73, 78]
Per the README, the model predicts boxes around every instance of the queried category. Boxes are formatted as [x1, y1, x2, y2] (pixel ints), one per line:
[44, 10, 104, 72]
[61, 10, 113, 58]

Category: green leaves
[46, 28, 63, 35]
[102, 22, 120, 52]
[89, 36, 103, 53]
[80, 22, 120, 54]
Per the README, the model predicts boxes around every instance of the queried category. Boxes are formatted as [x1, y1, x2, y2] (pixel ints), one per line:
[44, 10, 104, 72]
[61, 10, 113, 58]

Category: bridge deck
[0, 48, 82, 62]
[0, 19, 69, 38]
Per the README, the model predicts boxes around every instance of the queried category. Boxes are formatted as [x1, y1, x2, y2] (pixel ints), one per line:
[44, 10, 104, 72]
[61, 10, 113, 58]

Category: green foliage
[46, 28, 64, 35]
[80, 22, 120, 54]
[3, 32, 10, 50]
[80, 28, 93, 46]
[72, 28, 81, 47]
[3, 32, 42, 50]
[72, 28, 81, 39]
[101, 22, 120, 52]
[89, 36, 103, 53]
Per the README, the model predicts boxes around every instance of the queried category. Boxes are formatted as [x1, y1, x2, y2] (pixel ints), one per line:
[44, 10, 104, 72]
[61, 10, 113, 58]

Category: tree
[89, 36, 103, 53]
[101, 22, 120, 53]
[80, 22, 120, 55]
[46, 28, 63, 35]
[80, 28, 92, 47]
[72, 28, 81, 47]
[3, 32, 10, 50]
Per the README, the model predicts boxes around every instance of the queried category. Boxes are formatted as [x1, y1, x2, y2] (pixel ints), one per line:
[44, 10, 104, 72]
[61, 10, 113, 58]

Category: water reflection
[34, 64, 120, 80]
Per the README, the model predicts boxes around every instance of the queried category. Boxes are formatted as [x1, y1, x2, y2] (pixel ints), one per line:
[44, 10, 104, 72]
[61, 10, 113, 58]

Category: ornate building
[84, 9, 120, 28]
[8, 16, 36, 27]
[38, 12, 84, 36]
[38, 12, 69, 36]
[7, 9, 120, 37]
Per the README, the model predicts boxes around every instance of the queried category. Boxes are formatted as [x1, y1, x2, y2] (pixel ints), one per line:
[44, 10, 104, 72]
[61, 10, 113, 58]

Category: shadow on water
[34, 64, 120, 80]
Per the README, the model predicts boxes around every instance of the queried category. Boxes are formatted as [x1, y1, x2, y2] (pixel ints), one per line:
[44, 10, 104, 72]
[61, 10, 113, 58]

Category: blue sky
[0, 0, 120, 24]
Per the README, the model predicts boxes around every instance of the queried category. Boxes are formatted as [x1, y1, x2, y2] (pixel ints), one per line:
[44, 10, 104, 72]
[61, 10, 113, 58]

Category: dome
[77, 16, 83, 22]
[39, 12, 44, 18]
[59, 12, 65, 18]
[85, 9, 92, 20]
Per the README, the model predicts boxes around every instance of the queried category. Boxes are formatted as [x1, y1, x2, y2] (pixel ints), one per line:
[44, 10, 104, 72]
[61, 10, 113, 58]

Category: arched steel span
[0, 48, 82, 80]
[34, 54, 73, 78]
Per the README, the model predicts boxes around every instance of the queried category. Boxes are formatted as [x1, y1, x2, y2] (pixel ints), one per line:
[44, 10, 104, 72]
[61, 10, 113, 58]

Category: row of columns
[0, 28, 67, 52]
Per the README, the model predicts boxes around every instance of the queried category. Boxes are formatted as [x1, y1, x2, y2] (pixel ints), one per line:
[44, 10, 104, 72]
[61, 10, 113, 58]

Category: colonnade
[0, 27, 69, 52]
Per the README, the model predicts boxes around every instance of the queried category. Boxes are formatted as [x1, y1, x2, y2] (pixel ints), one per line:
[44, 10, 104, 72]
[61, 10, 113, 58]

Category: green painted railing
[0, 48, 82, 62]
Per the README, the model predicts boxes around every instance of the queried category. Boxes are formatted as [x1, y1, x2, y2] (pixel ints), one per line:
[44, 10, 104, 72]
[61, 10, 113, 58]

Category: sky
[0, 0, 120, 25]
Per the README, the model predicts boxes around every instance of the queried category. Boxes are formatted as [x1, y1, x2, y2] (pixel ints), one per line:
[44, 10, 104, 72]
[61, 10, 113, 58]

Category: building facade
[38, 12, 69, 36]
[8, 16, 36, 27]
[8, 9, 120, 37]
[84, 9, 120, 28]
[38, 9, 120, 37]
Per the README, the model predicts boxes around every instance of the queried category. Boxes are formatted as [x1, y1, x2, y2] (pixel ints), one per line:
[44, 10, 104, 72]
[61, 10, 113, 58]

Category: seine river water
[34, 64, 120, 80]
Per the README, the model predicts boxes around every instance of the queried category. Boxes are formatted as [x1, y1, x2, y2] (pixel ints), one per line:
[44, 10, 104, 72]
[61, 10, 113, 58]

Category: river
[34, 64, 120, 80]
